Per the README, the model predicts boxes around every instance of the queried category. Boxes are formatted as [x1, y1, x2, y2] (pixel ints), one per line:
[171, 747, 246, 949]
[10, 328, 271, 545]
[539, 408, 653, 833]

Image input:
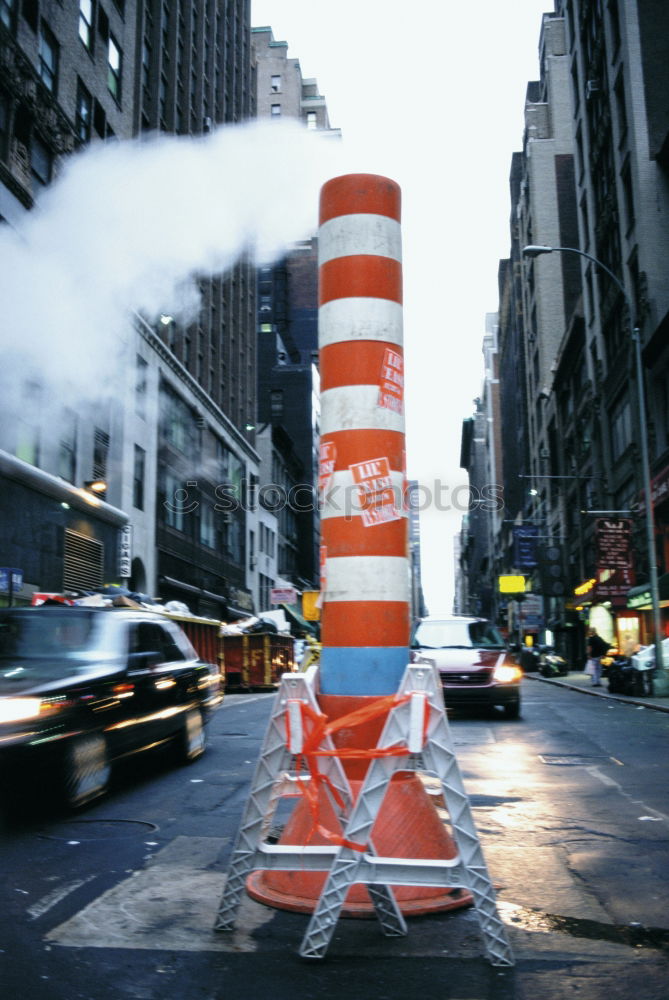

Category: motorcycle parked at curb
[538, 645, 569, 678]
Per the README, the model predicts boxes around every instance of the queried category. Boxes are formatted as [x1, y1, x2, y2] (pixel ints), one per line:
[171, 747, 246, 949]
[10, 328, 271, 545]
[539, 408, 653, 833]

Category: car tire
[503, 700, 521, 720]
[178, 707, 206, 762]
[63, 733, 110, 808]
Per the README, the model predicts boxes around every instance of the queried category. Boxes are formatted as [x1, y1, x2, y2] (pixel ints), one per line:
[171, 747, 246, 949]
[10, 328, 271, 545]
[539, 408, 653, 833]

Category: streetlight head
[522, 245, 554, 257]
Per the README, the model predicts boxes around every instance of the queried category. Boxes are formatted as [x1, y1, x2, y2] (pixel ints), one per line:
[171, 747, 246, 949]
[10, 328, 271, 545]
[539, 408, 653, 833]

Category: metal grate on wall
[63, 528, 104, 592]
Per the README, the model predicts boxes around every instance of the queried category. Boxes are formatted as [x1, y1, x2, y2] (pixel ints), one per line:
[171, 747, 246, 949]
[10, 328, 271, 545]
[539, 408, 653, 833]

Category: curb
[525, 673, 669, 714]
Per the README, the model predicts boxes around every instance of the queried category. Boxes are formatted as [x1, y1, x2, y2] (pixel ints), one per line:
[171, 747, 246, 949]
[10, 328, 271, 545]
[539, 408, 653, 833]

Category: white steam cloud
[0, 120, 345, 397]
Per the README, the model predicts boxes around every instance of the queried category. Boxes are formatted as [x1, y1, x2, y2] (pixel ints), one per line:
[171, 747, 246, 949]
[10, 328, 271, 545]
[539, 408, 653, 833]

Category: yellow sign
[302, 590, 321, 621]
[574, 578, 597, 596]
[498, 575, 525, 594]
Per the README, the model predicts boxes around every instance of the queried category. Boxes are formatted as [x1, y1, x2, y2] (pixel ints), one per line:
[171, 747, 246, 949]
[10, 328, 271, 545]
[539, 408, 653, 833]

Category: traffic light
[538, 543, 566, 597]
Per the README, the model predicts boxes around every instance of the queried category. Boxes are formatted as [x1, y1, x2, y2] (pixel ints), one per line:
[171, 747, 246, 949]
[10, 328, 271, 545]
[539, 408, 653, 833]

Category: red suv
[410, 615, 522, 718]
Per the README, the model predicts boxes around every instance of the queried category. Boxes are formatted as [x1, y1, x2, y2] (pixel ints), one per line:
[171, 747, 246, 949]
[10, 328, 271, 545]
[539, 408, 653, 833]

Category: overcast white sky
[251, 0, 553, 612]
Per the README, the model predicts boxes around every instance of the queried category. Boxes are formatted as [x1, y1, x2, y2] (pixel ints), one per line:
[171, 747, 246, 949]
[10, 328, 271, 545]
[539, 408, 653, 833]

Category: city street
[1, 678, 669, 1000]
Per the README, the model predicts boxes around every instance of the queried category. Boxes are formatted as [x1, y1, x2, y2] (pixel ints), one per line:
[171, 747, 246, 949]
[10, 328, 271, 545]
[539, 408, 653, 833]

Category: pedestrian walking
[585, 627, 610, 687]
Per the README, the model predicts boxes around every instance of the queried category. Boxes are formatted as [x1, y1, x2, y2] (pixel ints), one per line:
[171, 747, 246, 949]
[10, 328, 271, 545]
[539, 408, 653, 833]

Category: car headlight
[493, 664, 523, 684]
[0, 696, 71, 724]
[0, 698, 43, 723]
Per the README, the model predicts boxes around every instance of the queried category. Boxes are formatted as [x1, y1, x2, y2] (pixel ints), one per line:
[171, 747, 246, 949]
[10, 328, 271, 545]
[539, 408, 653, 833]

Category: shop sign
[628, 587, 651, 611]
[596, 566, 636, 605]
[498, 575, 525, 594]
[302, 590, 321, 621]
[512, 525, 539, 569]
[118, 525, 132, 579]
[270, 586, 298, 605]
[595, 518, 634, 571]
[519, 593, 543, 629]
[0, 567, 23, 594]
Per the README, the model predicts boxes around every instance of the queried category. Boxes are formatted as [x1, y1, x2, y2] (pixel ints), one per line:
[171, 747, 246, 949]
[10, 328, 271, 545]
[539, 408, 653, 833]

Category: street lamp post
[522, 245, 666, 691]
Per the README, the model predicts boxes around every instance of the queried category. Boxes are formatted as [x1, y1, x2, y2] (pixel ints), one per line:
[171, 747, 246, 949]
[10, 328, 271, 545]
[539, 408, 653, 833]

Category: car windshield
[0, 610, 100, 680]
[413, 619, 506, 650]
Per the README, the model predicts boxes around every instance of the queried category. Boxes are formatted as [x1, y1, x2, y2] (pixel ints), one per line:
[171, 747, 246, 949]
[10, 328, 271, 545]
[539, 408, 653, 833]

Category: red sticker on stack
[349, 457, 401, 527]
[320, 544, 328, 592]
[319, 441, 337, 501]
[378, 348, 404, 414]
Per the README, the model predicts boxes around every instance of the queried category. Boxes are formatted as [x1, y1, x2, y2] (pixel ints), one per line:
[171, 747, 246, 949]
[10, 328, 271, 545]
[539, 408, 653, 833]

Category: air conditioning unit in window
[585, 79, 600, 100]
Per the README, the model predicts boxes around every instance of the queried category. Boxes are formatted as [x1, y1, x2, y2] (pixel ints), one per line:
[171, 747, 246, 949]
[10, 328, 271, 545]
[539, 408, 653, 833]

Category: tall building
[0, 1, 259, 619]
[461, 0, 669, 665]
[251, 25, 339, 595]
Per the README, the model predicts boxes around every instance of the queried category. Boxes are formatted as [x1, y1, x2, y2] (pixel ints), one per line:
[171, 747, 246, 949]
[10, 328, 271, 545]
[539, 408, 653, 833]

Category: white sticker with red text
[378, 348, 404, 414]
[319, 441, 336, 502]
[349, 457, 402, 527]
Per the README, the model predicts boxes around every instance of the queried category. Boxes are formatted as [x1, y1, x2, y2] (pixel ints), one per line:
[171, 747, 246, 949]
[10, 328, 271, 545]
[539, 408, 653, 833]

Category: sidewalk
[527, 668, 669, 713]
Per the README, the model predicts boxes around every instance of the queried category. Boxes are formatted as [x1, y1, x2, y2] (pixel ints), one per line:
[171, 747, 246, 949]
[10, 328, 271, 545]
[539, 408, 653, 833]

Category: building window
[270, 389, 283, 419]
[164, 471, 184, 530]
[58, 408, 77, 483]
[306, 111, 317, 130]
[142, 38, 151, 91]
[93, 427, 110, 480]
[610, 395, 632, 461]
[133, 444, 145, 510]
[75, 78, 92, 142]
[200, 502, 215, 548]
[107, 35, 122, 100]
[136, 354, 148, 417]
[0, 91, 9, 161]
[270, 74, 281, 93]
[0, 0, 17, 31]
[38, 22, 59, 94]
[30, 134, 52, 186]
[16, 415, 40, 466]
[655, 366, 669, 453]
[621, 160, 634, 232]
[271, 103, 281, 117]
[608, 0, 621, 54]
[79, 0, 94, 50]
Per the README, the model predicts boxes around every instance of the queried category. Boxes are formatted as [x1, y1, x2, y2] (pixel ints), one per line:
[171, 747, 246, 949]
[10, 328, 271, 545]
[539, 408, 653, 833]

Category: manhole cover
[539, 754, 618, 766]
[38, 819, 159, 841]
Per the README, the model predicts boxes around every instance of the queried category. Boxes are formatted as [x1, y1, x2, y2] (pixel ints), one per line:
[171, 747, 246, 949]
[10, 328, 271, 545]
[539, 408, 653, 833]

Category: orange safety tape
[284, 692, 426, 853]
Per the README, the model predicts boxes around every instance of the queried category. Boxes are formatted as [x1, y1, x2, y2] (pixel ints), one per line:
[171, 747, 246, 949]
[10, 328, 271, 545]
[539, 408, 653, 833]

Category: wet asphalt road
[1, 679, 669, 1000]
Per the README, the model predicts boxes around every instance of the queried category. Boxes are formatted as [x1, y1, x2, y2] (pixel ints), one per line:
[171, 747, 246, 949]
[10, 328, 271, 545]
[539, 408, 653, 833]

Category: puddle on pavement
[499, 901, 669, 953]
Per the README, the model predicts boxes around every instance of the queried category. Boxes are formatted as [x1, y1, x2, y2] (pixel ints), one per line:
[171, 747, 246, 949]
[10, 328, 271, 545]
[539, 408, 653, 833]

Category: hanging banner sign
[118, 524, 132, 579]
[349, 457, 401, 527]
[318, 441, 337, 501]
[595, 518, 634, 571]
[377, 348, 404, 414]
[513, 525, 539, 569]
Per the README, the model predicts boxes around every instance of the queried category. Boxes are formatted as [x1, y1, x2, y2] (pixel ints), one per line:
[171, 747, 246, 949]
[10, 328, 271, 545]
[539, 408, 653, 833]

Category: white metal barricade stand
[214, 662, 514, 967]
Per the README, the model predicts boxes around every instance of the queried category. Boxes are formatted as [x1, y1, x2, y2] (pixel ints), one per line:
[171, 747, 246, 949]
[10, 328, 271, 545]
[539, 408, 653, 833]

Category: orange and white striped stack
[318, 173, 410, 696]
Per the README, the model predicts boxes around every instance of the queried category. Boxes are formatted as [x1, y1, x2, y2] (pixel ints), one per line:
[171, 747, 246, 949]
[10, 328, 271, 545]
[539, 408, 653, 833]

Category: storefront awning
[280, 603, 319, 637]
[626, 573, 669, 610]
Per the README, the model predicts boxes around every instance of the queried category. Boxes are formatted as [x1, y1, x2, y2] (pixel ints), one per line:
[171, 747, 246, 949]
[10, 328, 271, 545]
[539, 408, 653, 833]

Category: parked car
[0, 606, 223, 807]
[410, 615, 522, 718]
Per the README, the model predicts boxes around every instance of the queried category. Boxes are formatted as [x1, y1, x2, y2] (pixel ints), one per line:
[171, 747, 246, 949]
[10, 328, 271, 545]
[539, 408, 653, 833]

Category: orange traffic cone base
[245, 695, 473, 918]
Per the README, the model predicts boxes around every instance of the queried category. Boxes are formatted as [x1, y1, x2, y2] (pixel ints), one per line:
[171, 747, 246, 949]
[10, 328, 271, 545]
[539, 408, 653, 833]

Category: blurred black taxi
[0, 606, 223, 806]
